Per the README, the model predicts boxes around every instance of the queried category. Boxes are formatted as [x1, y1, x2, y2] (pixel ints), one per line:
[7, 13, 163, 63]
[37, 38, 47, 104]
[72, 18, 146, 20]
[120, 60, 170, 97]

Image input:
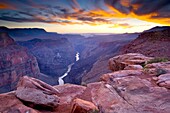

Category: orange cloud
[0, 3, 16, 10]
[120, 0, 131, 7]
[104, 0, 170, 25]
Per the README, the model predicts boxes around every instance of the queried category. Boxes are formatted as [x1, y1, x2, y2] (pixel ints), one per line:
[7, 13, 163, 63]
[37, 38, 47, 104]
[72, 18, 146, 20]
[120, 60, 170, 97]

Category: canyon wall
[0, 32, 40, 93]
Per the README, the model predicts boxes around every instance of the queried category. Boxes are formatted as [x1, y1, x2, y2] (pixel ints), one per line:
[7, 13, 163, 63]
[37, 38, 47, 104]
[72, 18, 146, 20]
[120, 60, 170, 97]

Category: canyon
[58, 52, 80, 85]
[0, 26, 170, 113]
[0, 26, 138, 89]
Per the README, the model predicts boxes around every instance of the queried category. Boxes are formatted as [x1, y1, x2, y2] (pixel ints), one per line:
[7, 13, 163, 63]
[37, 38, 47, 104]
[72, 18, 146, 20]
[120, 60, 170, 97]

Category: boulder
[54, 84, 86, 113]
[109, 53, 153, 71]
[16, 76, 60, 110]
[0, 92, 38, 113]
[71, 98, 99, 113]
[156, 73, 170, 89]
[145, 62, 170, 75]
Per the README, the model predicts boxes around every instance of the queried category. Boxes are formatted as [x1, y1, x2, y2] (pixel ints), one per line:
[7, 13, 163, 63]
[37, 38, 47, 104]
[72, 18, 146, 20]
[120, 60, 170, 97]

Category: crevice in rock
[17, 98, 55, 111]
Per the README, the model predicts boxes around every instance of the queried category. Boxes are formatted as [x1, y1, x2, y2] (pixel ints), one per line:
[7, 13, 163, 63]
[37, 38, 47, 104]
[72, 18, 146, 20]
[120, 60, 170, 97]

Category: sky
[0, 0, 169, 34]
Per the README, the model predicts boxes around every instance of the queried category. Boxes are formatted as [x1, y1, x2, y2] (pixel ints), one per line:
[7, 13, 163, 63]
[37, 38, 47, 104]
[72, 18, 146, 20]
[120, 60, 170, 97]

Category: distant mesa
[0, 26, 60, 41]
[0, 26, 9, 32]
[144, 26, 170, 32]
[0, 26, 47, 33]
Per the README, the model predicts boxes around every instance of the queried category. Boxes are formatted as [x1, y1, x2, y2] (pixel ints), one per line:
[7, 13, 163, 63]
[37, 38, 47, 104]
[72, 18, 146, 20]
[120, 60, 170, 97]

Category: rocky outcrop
[109, 53, 153, 71]
[16, 76, 60, 110]
[0, 32, 40, 93]
[0, 53, 170, 113]
[122, 26, 170, 58]
[0, 92, 39, 113]
[71, 98, 99, 113]
[156, 73, 170, 88]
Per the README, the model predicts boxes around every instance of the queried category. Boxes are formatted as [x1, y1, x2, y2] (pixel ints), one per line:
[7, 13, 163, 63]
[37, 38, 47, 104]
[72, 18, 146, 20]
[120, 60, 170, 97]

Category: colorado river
[58, 52, 80, 85]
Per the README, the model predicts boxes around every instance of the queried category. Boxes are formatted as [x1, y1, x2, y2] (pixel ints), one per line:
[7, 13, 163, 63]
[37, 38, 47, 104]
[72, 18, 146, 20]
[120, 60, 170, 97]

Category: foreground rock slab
[0, 92, 38, 113]
[54, 84, 86, 113]
[16, 76, 60, 110]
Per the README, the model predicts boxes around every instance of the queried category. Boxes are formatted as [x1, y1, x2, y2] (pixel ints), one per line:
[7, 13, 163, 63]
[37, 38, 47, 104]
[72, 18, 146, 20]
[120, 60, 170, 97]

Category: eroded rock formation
[0, 32, 40, 93]
[16, 76, 60, 110]
[0, 53, 170, 113]
[122, 27, 170, 58]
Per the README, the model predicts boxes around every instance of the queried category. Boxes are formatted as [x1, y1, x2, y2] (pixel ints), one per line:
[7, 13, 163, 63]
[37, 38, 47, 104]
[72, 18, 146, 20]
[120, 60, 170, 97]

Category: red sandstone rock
[101, 70, 143, 82]
[109, 53, 153, 71]
[156, 74, 170, 88]
[16, 76, 60, 109]
[145, 62, 170, 74]
[71, 98, 98, 113]
[54, 84, 86, 113]
[0, 92, 38, 113]
[121, 28, 170, 58]
[0, 53, 170, 113]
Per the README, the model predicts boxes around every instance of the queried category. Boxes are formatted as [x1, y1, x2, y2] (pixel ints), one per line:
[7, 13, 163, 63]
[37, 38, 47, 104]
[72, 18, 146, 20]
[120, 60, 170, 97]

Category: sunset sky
[0, 0, 169, 33]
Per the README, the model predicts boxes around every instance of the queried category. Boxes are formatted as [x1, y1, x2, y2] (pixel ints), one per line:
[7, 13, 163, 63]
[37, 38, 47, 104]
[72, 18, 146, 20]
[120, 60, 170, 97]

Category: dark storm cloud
[131, 0, 170, 15]
[105, 0, 170, 17]
[0, 0, 169, 25]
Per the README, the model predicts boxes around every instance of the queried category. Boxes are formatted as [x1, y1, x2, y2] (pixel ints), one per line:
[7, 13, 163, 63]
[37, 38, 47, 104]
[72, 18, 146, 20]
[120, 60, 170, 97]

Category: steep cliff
[121, 26, 170, 58]
[0, 32, 40, 93]
[18, 38, 75, 79]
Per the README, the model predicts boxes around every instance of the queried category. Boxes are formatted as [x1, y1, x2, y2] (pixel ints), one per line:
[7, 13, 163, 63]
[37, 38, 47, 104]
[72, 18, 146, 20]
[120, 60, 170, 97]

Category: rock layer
[109, 53, 153, 71]
[0, 32, 40, 93]
[122, 27, 170, 58]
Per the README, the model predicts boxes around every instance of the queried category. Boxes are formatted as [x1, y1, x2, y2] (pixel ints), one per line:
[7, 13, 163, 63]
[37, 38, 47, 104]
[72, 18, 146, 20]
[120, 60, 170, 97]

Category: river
[58, 52, 80, 85]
